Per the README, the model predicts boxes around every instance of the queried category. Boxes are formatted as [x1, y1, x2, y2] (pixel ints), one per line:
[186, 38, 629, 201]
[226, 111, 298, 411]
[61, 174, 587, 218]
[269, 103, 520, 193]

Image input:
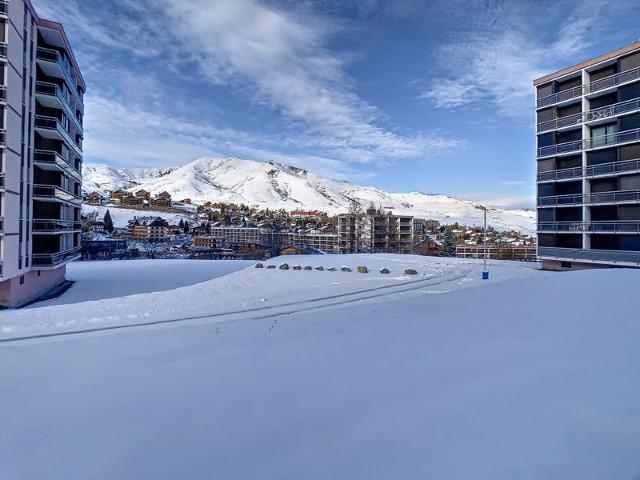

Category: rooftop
[533, 41, 640, 86]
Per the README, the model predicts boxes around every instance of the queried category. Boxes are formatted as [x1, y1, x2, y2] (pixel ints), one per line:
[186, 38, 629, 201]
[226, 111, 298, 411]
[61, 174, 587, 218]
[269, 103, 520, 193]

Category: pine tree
[441, 227, 456, 257]
[103, 210, 114, 234]
[183, 221, 189, 233]
[178, 219, 184, 229]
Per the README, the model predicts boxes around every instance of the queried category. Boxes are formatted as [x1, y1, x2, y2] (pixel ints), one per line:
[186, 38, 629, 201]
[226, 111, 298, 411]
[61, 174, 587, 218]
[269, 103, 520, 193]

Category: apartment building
[337, 209, 414, 254]
[0, 0, 85, 306]
[536, 42, 640, 269]
[129, 217, 169, 242]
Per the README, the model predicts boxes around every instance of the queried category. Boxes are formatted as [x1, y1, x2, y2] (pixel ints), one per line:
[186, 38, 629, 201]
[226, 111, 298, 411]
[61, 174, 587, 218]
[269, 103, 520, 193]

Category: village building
[86, 192, 103, 205]
[129, 217, 169, 242]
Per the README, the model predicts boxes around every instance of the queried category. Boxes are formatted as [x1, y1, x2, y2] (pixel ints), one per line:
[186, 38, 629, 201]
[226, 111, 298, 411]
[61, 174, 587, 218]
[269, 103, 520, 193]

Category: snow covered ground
[30, 259, 252, 307]
[83, 204, 189, 228]
[1, 256, 640, 479]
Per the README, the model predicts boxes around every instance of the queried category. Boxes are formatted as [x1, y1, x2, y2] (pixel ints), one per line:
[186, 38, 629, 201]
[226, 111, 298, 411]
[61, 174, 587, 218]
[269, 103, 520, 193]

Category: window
[561, 262, 572, 269]
[591, 123, 618, 147]
[19, 276, 25, 285]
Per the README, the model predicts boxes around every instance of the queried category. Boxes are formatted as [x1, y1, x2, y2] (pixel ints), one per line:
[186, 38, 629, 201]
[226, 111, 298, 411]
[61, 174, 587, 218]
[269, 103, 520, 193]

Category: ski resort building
[536, 42, 640, 269]
[337, 209, 414, 254]
[0, 0, 85, 306]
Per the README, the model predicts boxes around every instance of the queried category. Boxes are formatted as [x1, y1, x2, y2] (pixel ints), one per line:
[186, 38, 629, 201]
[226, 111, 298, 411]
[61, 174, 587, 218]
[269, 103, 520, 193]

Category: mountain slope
[83, 157, 535, 232]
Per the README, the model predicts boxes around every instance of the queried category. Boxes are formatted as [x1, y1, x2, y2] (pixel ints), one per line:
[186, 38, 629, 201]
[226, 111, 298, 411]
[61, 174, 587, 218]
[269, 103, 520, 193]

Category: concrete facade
[0, 0, 84, 306]
[535, 42, 640, 269]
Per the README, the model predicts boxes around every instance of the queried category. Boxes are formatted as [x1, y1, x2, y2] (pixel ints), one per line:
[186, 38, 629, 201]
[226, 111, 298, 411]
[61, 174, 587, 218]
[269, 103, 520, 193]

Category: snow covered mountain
[83, 157, 535, 232]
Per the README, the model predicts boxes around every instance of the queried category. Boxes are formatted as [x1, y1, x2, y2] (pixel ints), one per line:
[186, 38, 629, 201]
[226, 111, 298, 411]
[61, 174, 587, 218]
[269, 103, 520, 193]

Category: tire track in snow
[0, 269, 471, 344]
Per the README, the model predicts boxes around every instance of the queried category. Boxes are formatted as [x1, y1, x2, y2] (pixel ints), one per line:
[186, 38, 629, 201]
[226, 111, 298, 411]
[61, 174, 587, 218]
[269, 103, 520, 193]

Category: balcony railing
[537, 84, 584, 109]
[33, 184, 82, 205]
[0, 128, 5, 146]
[536, 66, 640, 110]
[537, 165, 583, 182]
[586, 189, 640, 205]
[0, 86, 6, 102]
[537, 193, 584, 207]
[0, 1, 8, 15]
[586, 128, 640, 150]
[588, 66, 640, 95]
[538, 246, 640, 265]
[36, 47, 83, 106]
[537, 139, 583, 158]
[0, 42, 6, 58]
[35, 115, 83, 155]
[537, 97, 640, 132]
[34, 150, 82, 180]
[538, 221, 585, 232]
[35, 81, 83, 132]
[33, 219, 82, 233]
[538, 128, 640, 157]
[586, 158, 640, 177]
[32, 246, 82, 267]
[538, 220, 640, 233]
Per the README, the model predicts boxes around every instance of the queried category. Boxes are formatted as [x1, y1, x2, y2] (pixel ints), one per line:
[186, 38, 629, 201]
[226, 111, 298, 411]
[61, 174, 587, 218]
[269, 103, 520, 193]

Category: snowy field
[30, 259, 252, 307]
[1, 255, 640, 479]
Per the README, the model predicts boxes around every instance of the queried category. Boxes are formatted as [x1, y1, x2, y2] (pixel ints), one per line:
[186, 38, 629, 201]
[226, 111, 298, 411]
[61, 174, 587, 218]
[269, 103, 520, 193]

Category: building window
[19, 276, 25, 285]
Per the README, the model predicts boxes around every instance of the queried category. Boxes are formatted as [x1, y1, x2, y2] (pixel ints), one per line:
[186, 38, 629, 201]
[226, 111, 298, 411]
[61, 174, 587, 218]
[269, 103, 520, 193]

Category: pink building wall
[0, 266, 66, 308]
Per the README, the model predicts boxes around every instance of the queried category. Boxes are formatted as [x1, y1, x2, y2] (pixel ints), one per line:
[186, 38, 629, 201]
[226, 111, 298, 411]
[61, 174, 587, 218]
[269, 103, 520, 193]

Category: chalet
[111, 190, 128, 204]
[86, 191, 103, 205]
[121, 195, 144, 207]
[135, 189, 151, 200]
[192, 236, 217, 249]
[129, 217, 169, 242]
[414, 237, 440, 257]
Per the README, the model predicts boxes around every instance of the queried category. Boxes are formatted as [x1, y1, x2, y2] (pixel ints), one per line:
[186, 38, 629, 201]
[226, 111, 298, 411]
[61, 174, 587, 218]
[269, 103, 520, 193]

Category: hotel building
[535, 42, 640, 269]
[0, 0, 84, 306]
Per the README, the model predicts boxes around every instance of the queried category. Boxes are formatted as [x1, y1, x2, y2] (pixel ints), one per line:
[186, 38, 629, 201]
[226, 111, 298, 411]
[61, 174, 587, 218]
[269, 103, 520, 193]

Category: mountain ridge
[83, 157, 535, 232]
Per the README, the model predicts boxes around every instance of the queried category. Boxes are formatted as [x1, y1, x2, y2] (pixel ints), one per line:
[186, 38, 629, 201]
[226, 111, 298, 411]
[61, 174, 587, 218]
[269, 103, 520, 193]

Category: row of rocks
[255, 263, 419, 275]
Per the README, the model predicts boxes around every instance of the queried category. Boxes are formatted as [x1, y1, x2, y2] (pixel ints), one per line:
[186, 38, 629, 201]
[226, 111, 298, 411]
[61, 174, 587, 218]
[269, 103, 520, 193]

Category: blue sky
[32, 0, 640, 208]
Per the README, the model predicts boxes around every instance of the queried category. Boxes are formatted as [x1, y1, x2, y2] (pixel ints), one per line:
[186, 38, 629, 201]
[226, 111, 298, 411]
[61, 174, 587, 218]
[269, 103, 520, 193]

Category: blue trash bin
[482, 271, 489, 280]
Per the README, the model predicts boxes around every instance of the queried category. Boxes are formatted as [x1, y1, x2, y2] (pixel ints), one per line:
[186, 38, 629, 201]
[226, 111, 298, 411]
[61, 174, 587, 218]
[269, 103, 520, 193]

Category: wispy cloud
[32, 0, 459, 170]
[501, 180, 527, 187]
[417, 0, 640, 118]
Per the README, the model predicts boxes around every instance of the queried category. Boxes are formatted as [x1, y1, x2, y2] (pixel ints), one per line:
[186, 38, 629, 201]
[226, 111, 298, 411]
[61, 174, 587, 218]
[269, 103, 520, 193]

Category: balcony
[36, 47, 82, 107]
[536, 84, 583, 109]
[537, 139, 583, 158]
[585, 128, 640, 150]
[538, 221, 585, 232]
[586, 189, 640, 205]
[537, 165, 583, 182]
[34, 150, 82, 181]
[587, 66, 640, 96]
[35, 82, 83, 133]
[537, 98, 640, 133]
[538, 246, 640, 266]
[33, 219, 82, 233]
[0, 42, 6, 59]
[537, 193, 583, 207]
[32, 247, 82, 268]
[0, 86, 5, 103]
[538, 220, 640, 233]
[538, 128, 640, 158]
[0, 1, 8, 15]
[34, 115, 83, 156]
[586, 158, 640, 178]
[33, 184, 82, 205]
[0, 129, 5, 146]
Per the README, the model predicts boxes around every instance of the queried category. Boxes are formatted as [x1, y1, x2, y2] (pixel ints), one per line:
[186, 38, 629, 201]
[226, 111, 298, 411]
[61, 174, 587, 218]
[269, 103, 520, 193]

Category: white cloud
[501, 180, 527, 187]
[32, 0, 459, 169]
[418, 0, 640, 118]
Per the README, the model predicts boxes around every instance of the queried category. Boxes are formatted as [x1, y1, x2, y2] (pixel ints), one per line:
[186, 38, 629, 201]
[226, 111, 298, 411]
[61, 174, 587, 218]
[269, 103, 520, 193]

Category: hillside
[84, 157, 535, 232]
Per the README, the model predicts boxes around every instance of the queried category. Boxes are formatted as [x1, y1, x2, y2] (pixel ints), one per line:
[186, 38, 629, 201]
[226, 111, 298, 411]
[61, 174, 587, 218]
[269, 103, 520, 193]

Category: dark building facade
[535, 42, 640, 269]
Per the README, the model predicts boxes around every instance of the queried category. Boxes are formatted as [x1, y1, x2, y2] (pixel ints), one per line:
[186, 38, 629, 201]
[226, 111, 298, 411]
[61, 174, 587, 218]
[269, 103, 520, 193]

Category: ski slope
[1, 257, 640, 480]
